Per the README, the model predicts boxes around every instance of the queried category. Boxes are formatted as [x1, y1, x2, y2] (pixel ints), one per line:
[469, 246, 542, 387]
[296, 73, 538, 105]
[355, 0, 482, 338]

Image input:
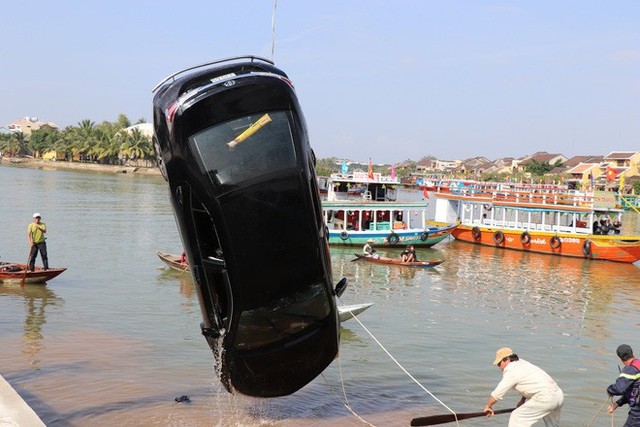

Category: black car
[152, 56, 344, 397]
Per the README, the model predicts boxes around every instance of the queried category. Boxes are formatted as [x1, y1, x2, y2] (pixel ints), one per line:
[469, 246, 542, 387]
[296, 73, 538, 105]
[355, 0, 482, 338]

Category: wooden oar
[410, 407, 516, 426]
[20, 249, 32, 288]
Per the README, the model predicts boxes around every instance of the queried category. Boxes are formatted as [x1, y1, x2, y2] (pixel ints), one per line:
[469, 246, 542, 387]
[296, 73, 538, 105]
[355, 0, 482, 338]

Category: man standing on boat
[484, 347, 564, 426]
[607, 344, 640, 426]
[27, 212, 48, 271]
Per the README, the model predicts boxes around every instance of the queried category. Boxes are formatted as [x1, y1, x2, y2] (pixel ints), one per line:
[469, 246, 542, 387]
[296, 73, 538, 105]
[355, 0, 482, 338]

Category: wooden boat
[352, 253, 444, 268]
[0, 262, 66, 284]
[338, 302, 374, 322]
[156, 251, 189, 272]
[433, 180, 640, 263]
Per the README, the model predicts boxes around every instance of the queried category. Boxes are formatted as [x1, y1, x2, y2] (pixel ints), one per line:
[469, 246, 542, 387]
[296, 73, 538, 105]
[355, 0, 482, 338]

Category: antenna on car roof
[271, 0, 278, 61]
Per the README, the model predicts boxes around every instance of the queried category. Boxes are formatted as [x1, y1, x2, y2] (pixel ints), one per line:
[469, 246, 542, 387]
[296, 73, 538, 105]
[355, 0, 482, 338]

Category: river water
[1, 164, 639, 426]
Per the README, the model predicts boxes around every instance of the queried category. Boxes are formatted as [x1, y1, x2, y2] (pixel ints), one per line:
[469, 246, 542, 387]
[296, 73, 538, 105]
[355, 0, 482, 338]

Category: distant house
[516, 152, 568, 172]
[6, 117, 59, 136]
[42, 150, 66, 161]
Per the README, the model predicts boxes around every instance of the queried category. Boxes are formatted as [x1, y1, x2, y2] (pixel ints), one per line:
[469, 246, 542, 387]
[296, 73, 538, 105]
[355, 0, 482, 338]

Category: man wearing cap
[27, 213, 48, 271]
[484, 347, 564, 426]
[362, 239, 378, 258]
[607, 344, 640, 426]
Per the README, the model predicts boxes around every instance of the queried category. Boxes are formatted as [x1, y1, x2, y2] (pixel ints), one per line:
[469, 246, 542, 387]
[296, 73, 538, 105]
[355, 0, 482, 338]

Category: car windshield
[189, 111, 297, 186]
[233, 281, 331, 351]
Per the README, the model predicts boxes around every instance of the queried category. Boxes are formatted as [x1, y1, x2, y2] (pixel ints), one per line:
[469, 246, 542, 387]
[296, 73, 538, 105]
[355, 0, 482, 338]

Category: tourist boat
[322, 171, 456, 247]
[433, 180, 640, 263]
[0, 262, 66, 284]
[352, 253, 444, 268]
[153, 56, 343, 397]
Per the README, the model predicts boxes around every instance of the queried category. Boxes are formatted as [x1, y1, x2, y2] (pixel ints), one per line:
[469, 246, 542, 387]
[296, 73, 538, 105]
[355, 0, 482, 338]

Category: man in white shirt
[484, 347, 564, 426]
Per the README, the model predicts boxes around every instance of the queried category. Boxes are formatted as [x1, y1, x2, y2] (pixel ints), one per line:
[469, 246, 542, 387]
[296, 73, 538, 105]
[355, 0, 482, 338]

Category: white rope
[338, 302, 460, 426]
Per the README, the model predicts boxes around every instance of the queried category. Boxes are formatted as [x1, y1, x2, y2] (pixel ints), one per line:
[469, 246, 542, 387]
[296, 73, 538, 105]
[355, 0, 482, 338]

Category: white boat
[322, 172, 457, 247]
[337, 302, 374, 322]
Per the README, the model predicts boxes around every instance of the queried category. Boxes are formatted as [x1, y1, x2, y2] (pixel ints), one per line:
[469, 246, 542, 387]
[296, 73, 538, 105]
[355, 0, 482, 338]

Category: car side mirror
[334, 277, 347, 298]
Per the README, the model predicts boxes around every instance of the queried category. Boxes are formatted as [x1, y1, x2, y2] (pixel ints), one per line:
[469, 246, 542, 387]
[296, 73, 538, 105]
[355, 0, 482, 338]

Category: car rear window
[189, 111, 297, 186]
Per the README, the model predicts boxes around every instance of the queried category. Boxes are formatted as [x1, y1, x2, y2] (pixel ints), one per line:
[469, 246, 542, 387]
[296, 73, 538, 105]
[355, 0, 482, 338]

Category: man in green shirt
[27, 212, 48, 271]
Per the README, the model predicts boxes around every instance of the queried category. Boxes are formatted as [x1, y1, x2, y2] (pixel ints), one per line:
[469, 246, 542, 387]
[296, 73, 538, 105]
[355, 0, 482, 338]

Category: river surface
[1, 165, 639, 426]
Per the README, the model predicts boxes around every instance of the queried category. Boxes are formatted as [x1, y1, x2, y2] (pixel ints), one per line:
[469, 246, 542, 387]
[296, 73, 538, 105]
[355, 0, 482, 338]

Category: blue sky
[1, 1, 638, 164]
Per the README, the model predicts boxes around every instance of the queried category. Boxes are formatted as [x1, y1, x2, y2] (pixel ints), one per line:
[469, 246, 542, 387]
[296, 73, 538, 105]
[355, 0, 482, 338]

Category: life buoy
[582, 239, 591, 257]
[471, 226, 481, 241]
[388, 233, 400, 245]
[493, 231, 505, 244]
[420, 231, 429, 241]
[520, 231, 531, 245]
[339, 231, 349, 241]
[550, 235, 561, 249]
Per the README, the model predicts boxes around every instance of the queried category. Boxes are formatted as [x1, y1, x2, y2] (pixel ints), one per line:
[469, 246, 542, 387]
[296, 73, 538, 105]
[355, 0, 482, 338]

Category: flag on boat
[368, 157, 373, 179]
[606, 165, 618, 182]
[619, 173, 625, 192]
[589, 173, 594, 189]
[341, 160, 348, 174]
[390, 164, 396, 180]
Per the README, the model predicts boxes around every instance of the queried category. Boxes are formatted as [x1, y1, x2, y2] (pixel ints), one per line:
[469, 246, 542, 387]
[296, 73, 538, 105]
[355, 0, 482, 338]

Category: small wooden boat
[338, 302, 374, 322]
[0, 262, 66, 284]
[352, 253, 444, 268]
[156, 251, 189, 272]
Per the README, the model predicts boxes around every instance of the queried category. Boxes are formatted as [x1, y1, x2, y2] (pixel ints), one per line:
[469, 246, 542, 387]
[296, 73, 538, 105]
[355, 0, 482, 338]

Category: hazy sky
[1, 1, 638, 164]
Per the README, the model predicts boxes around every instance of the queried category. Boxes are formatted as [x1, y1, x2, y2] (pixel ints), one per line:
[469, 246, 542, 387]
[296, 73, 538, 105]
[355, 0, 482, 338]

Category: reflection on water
[2, 166, 640, 426]
[0, 284, 63, 367]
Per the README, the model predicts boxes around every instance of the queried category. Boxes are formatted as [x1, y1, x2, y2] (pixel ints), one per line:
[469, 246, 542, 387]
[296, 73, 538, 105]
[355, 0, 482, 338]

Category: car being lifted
[152, 56, 345, 397]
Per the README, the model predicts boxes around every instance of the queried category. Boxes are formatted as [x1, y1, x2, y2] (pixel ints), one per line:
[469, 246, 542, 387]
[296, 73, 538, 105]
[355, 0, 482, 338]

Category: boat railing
[439, 185, 595, 208]
[478, 218, 592, 235]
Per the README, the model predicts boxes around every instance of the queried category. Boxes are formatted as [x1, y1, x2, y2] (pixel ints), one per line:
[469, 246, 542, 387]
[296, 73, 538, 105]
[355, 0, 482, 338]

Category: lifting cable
[324, 301, 460, 426]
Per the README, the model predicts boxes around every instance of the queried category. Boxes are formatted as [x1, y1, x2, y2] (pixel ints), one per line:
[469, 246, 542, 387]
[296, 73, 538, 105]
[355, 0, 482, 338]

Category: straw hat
[493, 347, 513, 365]
[366, 239, 375, 243]
[33, 212, 41, 218]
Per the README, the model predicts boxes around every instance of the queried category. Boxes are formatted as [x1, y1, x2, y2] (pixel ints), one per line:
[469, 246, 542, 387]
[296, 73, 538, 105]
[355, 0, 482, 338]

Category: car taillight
[165, 101, 179, 133]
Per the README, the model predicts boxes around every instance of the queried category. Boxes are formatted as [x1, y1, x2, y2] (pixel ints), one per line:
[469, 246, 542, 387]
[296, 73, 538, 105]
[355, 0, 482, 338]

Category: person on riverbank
[27, 212, 48, 271]
[607, 344, 640, 426]
[363, 239, 378, 258]
[484, 347, 564, 426]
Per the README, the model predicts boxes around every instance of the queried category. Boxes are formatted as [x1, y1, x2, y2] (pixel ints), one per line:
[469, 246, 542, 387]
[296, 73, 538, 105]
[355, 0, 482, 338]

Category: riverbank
[0, 157, 161, 176]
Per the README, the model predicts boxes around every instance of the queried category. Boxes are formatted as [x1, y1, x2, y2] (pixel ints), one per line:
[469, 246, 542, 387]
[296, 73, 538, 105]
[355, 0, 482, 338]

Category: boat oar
[20, 249, 32, 288]
[410, 407, 516, 426]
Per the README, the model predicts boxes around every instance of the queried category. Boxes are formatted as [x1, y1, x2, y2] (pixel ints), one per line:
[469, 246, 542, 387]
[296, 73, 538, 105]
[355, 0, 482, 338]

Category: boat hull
[453, 225, 640, 263]
[329, 222, 457, 247]
[0, 264, 66, 284]
[338, 302, 374, 322]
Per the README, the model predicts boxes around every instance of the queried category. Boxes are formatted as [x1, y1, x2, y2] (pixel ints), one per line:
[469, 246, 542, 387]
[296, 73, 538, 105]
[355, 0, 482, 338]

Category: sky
[1, 1, 639, 164]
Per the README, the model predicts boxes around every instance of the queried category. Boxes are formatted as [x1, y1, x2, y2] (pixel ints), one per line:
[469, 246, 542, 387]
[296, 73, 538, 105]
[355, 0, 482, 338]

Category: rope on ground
[337, 302, 460, 426]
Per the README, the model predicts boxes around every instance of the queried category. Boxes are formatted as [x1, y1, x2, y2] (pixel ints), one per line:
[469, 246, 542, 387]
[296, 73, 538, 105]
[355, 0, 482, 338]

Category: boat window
[233, 282, 331, 351]
[189, 111, 297, 186]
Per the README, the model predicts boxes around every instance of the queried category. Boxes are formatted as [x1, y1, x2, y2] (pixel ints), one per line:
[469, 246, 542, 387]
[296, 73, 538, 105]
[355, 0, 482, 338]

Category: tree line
[0, 114, 155, 166]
